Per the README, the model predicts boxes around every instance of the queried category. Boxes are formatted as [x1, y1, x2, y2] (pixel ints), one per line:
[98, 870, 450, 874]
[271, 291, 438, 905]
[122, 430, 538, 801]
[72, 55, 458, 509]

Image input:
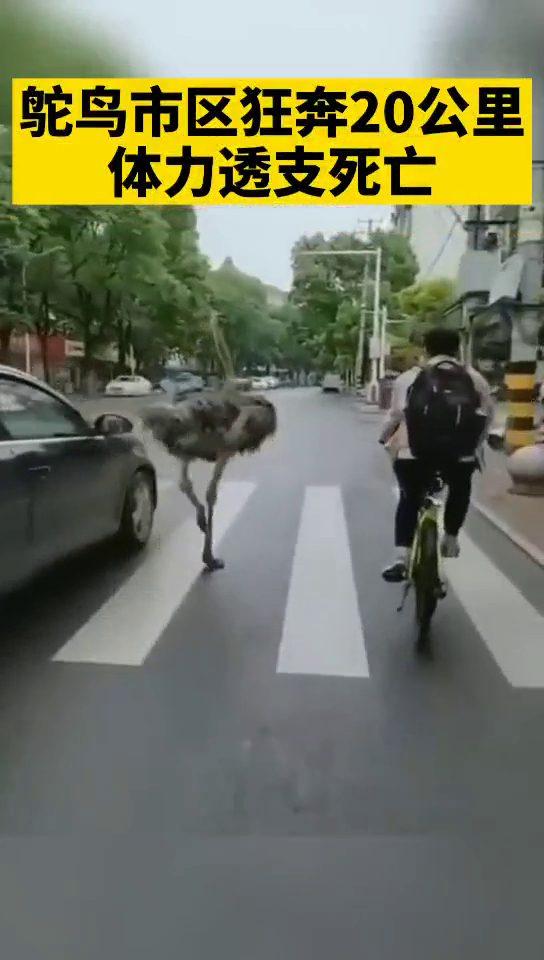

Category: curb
[471, 498, 544, 568]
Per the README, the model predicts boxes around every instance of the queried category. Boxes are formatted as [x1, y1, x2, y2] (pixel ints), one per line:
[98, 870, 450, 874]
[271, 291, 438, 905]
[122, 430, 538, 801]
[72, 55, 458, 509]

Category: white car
[322, 373, 343, 393]
[251, 377, 269, 391]
[105, 375, 153, 397]
[264, 376, 279, 389]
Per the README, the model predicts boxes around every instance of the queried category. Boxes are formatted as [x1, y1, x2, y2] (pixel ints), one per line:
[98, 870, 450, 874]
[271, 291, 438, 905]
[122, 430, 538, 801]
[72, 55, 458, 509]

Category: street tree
[289, 229, 418, 375]
[394, 277, 457, 343]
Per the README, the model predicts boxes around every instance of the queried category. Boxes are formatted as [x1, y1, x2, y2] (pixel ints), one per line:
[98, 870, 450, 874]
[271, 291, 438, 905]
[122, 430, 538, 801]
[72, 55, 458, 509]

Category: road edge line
[471, 498, 544, 568]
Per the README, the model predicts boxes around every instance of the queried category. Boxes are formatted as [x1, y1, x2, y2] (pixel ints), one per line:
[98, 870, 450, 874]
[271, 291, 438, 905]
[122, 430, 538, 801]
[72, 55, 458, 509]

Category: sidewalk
[473, 447, 544, 566]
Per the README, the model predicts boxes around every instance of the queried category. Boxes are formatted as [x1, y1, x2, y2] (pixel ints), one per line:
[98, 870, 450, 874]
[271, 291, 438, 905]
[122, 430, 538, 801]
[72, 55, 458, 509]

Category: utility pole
[354, 258, 369, 388]
[379, 304, 387, 380]
[356, 217, 381, 396]
[355, 218, 374, 241]
[379, 310, 413, 379]
[368, 244, 382, 401]
[295, 246, 382, 396]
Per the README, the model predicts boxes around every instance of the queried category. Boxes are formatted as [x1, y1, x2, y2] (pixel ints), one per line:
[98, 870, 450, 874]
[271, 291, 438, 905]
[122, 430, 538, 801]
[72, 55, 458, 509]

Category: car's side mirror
[487, 431, 504, 451]
[94, 413, 133, 435]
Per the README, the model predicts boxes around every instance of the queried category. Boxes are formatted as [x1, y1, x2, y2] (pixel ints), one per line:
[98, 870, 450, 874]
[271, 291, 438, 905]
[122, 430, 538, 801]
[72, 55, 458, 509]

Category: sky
[49, 0, 461, 289]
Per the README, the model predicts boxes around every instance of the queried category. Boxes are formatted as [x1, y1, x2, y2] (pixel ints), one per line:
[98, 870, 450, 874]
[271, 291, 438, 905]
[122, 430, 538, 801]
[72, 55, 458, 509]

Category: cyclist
[379, 327, 494, 583]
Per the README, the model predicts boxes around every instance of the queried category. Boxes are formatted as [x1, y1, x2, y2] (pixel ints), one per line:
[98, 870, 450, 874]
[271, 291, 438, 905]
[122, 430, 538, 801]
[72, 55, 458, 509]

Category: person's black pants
[393, 458, 476, 548]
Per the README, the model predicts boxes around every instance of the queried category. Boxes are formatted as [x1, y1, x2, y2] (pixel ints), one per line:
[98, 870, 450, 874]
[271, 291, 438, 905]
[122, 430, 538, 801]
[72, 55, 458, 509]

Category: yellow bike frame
[408, 494, 444, 586]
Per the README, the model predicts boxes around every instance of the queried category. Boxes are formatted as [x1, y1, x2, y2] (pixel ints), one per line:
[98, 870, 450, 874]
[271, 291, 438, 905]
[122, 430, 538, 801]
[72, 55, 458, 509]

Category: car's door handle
[28, 464, 51, 476]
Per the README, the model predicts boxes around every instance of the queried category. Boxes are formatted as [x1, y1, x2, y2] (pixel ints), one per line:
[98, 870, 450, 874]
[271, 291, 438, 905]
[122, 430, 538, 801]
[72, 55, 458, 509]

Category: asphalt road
[1, 387, 544, 959]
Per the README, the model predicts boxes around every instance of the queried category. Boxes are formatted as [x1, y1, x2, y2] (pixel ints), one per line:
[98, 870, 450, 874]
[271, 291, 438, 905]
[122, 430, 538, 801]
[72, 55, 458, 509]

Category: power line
[447, 205, 468, 232]
[421, 217, 457, 280]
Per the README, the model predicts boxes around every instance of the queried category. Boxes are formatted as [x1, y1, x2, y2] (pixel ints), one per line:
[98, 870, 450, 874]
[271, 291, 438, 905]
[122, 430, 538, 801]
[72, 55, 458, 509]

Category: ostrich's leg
[202, 454, 230, 571]
[179, 458, 207, 532]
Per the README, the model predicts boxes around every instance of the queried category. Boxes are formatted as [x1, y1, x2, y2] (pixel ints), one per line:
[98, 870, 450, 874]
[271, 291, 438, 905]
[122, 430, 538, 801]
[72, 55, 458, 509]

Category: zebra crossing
[277, 485, 369, 678]
[52, 475, 544, 688]
[53, 481, 256, 666]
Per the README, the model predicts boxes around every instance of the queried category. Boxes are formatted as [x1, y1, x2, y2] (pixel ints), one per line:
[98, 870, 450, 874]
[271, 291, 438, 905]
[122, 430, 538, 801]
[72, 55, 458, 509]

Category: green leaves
[394, 277, 457, 342]
[0, 152, 215, 376]
[289, 228, 418, 375]
[0, 150, 300, 379]
[207, 259, 289, 372]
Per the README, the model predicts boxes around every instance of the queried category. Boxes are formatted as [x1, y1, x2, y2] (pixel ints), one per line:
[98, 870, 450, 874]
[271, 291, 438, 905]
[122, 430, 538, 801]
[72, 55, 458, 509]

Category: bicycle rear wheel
[413, 517, 439, 652]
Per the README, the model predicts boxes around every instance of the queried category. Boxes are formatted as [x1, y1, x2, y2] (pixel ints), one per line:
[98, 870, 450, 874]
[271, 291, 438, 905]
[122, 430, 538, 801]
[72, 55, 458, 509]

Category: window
[0, 377, 89, 441]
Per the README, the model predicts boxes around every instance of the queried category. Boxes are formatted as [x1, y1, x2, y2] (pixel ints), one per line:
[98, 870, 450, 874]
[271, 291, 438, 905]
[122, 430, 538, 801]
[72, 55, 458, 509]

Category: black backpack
[405, 361, 485, 462]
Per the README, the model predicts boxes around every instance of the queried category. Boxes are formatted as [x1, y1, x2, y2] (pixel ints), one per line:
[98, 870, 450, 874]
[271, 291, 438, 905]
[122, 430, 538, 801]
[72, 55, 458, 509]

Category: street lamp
[295, 246, 382, 398]
[379, 310, 415, 379]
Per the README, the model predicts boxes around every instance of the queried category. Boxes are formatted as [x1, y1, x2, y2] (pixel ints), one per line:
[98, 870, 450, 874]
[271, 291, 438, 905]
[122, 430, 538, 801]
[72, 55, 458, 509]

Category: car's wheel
[117, 470, 156, 551]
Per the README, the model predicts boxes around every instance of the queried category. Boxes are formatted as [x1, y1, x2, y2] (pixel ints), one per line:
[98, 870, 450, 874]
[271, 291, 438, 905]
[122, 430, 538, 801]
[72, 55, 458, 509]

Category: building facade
[391, 205, 521, 283]
[391, 206, 469, 281]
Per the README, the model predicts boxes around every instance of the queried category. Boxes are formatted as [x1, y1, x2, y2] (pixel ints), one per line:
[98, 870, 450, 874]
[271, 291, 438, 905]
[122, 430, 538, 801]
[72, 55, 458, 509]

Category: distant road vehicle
[251, 377, 270, 391]
[0, 365, 157, 598]
[105, 375, 153, 397]
[264, 376, 280, 389]
[231, 377, 252, 392]
[159, 371, 204, 400]
[322, 373, 343, 393]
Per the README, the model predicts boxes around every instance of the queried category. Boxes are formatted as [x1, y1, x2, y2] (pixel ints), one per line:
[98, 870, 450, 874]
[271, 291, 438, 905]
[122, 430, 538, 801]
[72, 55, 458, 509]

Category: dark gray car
[0, 365, 157, 597]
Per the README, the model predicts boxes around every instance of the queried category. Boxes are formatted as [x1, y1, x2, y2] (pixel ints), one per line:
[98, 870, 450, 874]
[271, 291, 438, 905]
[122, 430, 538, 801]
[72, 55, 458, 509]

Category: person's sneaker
[382, 549, 409, 583]
[440, 534, 460, 558]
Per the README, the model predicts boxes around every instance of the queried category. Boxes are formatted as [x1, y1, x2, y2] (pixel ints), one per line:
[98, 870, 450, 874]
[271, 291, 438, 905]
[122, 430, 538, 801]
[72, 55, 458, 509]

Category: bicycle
[397, 471, 447, 653]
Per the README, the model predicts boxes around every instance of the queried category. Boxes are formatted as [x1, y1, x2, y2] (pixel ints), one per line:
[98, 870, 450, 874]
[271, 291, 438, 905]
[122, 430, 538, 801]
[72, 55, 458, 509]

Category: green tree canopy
[0, 150, 214, 379]
[1, 161, 302, 385]
[207, 258, 291, 373]
[289, 229, 418, 376]
[394, 277, 457, 343]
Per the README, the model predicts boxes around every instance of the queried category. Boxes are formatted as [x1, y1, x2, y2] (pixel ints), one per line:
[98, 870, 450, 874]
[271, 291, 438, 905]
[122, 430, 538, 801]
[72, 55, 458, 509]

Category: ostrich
[140, 316, 277, 571]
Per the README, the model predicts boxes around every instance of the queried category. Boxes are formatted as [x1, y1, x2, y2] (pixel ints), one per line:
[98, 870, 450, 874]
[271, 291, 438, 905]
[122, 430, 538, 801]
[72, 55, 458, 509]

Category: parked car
[0, 365, 157, 598]
[264, 376, 280, 389]
[251, 377, 270, 391]
[159, 371, 204, 400]
[105, 375, 153, 397]
[322, 373, 343, 393]
[231, 377, 252, 392]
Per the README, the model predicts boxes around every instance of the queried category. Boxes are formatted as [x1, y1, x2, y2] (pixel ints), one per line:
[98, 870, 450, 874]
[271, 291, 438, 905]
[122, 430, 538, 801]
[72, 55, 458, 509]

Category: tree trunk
[36, 294, 52, 383]
[37, 330, 50, 383]
[116, 317, 127, 373]
[0, 326, 12, 364]
[75, 283, 96, 394]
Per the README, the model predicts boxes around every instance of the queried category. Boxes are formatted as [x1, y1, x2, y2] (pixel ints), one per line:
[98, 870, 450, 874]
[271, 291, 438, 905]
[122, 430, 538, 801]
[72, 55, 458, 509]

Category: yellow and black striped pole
[505, 359, 536, 452]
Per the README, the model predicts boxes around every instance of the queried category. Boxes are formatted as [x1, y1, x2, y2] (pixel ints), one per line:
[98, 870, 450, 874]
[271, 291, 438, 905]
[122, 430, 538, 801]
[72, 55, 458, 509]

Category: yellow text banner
[12, 78, 532, 206]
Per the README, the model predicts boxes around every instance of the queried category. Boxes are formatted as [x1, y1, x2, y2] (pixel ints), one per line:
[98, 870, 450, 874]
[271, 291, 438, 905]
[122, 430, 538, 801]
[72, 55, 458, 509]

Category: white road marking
[53, 481, 256, 666]
[444, 533, 544, 688]
[277, 486, 369, 678]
